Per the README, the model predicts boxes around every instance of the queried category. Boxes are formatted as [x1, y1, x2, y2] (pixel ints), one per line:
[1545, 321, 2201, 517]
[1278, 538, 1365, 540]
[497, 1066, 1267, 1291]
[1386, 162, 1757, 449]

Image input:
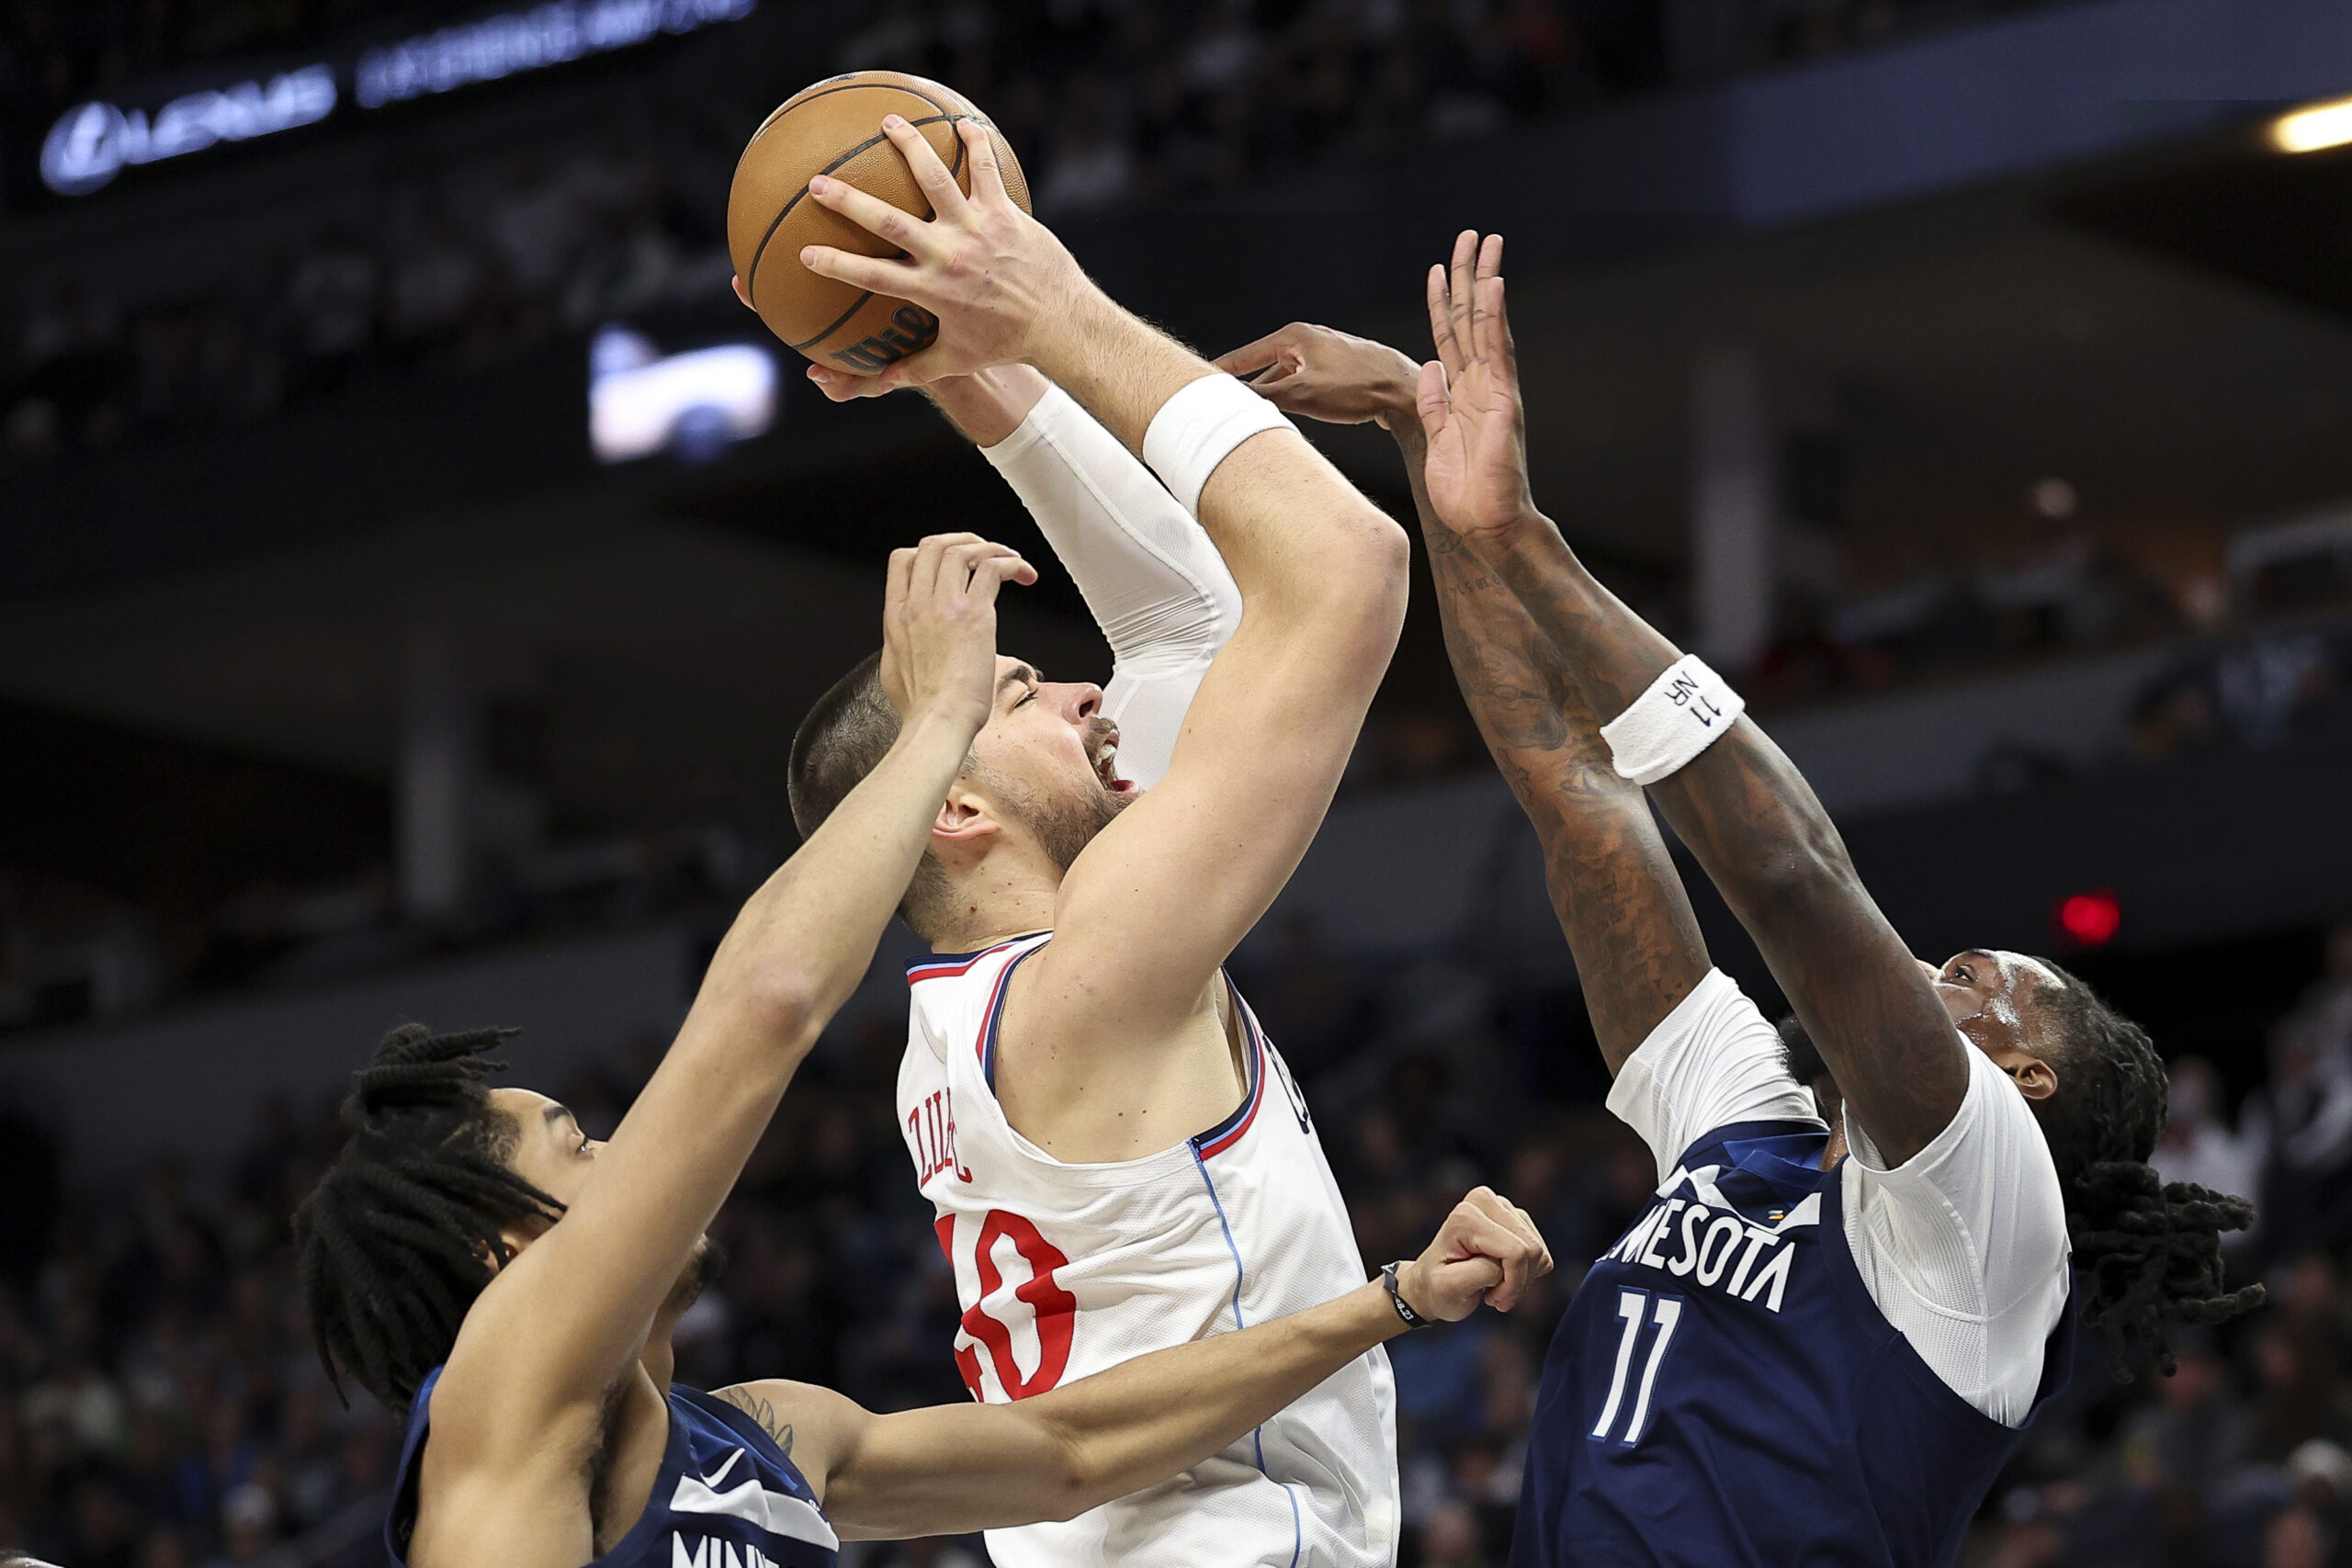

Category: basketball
[727, 71, 1031, 376]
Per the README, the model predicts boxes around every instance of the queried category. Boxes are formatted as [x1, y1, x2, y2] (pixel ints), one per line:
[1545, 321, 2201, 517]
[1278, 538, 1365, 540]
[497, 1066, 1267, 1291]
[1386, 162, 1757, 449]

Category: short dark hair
[788, 651, 953, 938]
[293, 1024, 563, 1411]
[788, 650, 899, 840]
[2030, 964, 2263, 1376]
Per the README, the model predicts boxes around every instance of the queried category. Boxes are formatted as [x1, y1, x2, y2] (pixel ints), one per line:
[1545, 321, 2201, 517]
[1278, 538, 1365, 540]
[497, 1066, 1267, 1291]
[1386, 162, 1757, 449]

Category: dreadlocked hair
[2030, 964, 2265, 1379]
[292, 1023, 565, 1412]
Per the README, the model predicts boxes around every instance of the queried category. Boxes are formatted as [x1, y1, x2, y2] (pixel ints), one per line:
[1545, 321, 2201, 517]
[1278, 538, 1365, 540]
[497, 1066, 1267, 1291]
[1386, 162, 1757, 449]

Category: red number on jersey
[933, 1210, 1077, 1400]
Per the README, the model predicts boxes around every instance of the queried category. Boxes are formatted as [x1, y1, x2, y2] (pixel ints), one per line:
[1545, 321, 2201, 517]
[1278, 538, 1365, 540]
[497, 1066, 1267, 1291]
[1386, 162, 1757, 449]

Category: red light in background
[2056, 890, 2121, 946]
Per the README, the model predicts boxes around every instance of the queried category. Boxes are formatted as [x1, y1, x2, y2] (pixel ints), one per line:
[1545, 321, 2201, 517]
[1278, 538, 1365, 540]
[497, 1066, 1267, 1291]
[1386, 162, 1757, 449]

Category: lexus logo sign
[41, 66, 339, 196]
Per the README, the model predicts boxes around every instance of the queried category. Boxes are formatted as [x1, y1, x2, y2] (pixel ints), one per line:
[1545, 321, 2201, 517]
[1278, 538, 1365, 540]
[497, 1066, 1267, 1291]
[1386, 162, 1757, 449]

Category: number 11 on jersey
[1591, 1290, 1683, 1447]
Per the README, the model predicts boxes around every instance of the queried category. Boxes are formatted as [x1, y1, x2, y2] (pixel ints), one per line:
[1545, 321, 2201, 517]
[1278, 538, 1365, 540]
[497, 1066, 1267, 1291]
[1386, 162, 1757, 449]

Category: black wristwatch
[1381, 1260, 1435, 1329]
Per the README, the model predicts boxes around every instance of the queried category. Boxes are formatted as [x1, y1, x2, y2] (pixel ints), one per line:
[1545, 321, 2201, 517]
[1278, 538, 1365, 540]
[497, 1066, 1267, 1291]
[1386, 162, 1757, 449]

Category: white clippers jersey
[898, 933, 1400, 1568]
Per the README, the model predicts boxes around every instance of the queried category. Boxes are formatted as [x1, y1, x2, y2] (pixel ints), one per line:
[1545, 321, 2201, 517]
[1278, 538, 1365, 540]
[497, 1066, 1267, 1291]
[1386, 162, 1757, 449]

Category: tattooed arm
[1214, 324, 1707, 1070]
[708, 1385, 795, 1459]
[1412, 232, 1968, 1166]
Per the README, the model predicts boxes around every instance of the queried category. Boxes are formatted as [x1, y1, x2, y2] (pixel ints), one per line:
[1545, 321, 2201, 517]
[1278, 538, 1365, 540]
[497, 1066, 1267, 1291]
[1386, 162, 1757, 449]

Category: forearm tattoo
[1403, 445, 1705, 1066]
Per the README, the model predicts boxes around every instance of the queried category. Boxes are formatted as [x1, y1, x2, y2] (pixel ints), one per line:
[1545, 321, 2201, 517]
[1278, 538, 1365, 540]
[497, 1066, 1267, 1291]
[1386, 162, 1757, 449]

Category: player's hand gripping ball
[728, 71, 1031, 377]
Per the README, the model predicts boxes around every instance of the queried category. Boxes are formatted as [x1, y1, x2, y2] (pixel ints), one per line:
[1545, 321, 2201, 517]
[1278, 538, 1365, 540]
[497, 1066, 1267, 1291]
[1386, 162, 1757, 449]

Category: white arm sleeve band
[1842, 1045, 2072, 1426]
[981, 384, 1243, 789]
[1138, 372, 1293, 516]
[1606, 969, 1824, 1179]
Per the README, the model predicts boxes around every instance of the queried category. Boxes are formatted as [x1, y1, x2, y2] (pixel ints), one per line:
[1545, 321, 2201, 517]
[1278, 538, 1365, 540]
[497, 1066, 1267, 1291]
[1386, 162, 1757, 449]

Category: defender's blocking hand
[880, 533, 1036, 734]
[1214, 322, 1421, 432]
[1418, 231, 1541, 549]
[798, 118, 1092, 392]
[1398, 1185, 1554, 1320]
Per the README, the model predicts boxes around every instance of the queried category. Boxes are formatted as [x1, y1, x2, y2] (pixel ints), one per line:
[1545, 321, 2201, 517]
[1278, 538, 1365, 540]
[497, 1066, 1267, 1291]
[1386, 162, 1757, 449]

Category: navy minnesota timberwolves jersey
[387, 1367, 840, 1568]
[1513, 1121, 2075, 1568]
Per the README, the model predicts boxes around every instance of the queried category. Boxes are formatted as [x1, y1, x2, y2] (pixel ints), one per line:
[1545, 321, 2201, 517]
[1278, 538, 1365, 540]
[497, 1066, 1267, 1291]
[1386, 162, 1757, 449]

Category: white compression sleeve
[980, 383, 1243, 789]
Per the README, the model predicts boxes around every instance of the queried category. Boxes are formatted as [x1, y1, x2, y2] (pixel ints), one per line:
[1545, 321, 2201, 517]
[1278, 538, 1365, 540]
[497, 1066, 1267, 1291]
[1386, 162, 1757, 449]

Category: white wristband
[1140, 373, 1292, 516]
[1599, 655, 1747, 785]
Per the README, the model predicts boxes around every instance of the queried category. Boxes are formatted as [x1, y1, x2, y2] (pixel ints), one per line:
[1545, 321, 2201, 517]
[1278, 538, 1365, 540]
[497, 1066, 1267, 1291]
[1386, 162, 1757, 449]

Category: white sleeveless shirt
[898, 935, 1401, 1567]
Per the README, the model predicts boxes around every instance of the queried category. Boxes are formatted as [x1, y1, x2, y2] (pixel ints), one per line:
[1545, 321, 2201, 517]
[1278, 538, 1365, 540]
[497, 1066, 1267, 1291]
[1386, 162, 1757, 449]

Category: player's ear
[488, 1216, 551, 1269]
[2002, 1051, 2059, 1102]
[932, 787, 1001, 848]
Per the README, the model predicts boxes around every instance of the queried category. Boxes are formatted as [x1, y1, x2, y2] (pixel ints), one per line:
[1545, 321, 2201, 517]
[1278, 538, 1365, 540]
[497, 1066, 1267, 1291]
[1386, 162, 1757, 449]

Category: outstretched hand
[1213, 322, 1421, 432]
[1396, 1185, 1554, 1320]
[1419, 231, 1540, 549]
[796, 117, 1091, 392]
[880, 533, 1036, 734]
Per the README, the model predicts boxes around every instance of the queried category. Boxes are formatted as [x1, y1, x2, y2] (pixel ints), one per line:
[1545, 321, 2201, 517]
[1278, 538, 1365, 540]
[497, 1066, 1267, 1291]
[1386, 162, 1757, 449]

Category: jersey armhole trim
[1190, 986, 1268, 1159]
[978, 942, 1049, 1090]
[908, 933, 1044, 986]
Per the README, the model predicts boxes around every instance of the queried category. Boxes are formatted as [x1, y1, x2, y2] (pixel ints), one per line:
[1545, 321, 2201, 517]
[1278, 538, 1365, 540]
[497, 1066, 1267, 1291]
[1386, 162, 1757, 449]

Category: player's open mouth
[1090, 731, 1137, 797]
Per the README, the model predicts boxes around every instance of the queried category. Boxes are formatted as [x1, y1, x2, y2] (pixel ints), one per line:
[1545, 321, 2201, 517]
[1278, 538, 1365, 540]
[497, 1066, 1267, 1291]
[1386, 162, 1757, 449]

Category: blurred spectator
[287, 227, 379, 389]
[2245, 971, 2352, 1261]
[385, 213, 483, 352]
[2263, 1504, 2332, 1568]
[2132, 631, 2351, 762]
[2156, 1056, 2263, 1247]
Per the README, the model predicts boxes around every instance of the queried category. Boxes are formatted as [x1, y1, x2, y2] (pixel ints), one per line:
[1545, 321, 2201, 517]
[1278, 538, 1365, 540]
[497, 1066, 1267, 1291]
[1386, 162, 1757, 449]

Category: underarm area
[992, 965, 1247, 1164]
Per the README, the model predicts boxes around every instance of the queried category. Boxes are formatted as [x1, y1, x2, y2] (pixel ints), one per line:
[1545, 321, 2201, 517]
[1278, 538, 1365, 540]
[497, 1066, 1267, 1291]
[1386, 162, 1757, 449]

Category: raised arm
[428, 537, 1033, 1464]
[812, 362, 1242, 789]
[1214, 323, 1709, 1071]
[1415, 233, 1966, 1164]
[802, 119, 1408, 1036]
[732, 1188, 1547, 1540]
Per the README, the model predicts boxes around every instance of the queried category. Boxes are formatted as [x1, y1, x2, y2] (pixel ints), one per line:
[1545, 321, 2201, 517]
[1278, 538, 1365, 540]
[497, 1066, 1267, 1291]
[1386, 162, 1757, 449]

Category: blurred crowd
[1979, 926, 2352, 1568]
[19, 0, 2339, 745]
[3, 0, 2051, 473]
[1751, 492, 2352, 713]
[2128, 624, 2352, 766]
[6, 592, 2351, 1045]
[3, 0, 2007, 171]
[4, 917, 2349, 1567]
[0, 808, 776, 1038]
[1, 122, 737, 467]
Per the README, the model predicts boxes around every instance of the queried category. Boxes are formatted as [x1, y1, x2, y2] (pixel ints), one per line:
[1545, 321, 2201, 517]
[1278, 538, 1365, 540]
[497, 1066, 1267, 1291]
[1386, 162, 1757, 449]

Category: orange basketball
[727, 72, 1030, 377]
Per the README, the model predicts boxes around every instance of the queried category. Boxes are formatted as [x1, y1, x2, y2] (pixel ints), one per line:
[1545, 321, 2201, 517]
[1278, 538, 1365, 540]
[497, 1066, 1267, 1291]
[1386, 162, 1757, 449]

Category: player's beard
[989, 756, 1131, 874]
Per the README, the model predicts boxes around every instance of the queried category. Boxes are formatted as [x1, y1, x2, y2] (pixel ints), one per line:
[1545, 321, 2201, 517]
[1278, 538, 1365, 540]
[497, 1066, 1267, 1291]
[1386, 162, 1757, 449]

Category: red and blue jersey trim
[977, 942, 1047, 1090]
[961, 950, 1272, 1159]
[1189, 993, 1268, 1160]
[906, 938, 1032, 987]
